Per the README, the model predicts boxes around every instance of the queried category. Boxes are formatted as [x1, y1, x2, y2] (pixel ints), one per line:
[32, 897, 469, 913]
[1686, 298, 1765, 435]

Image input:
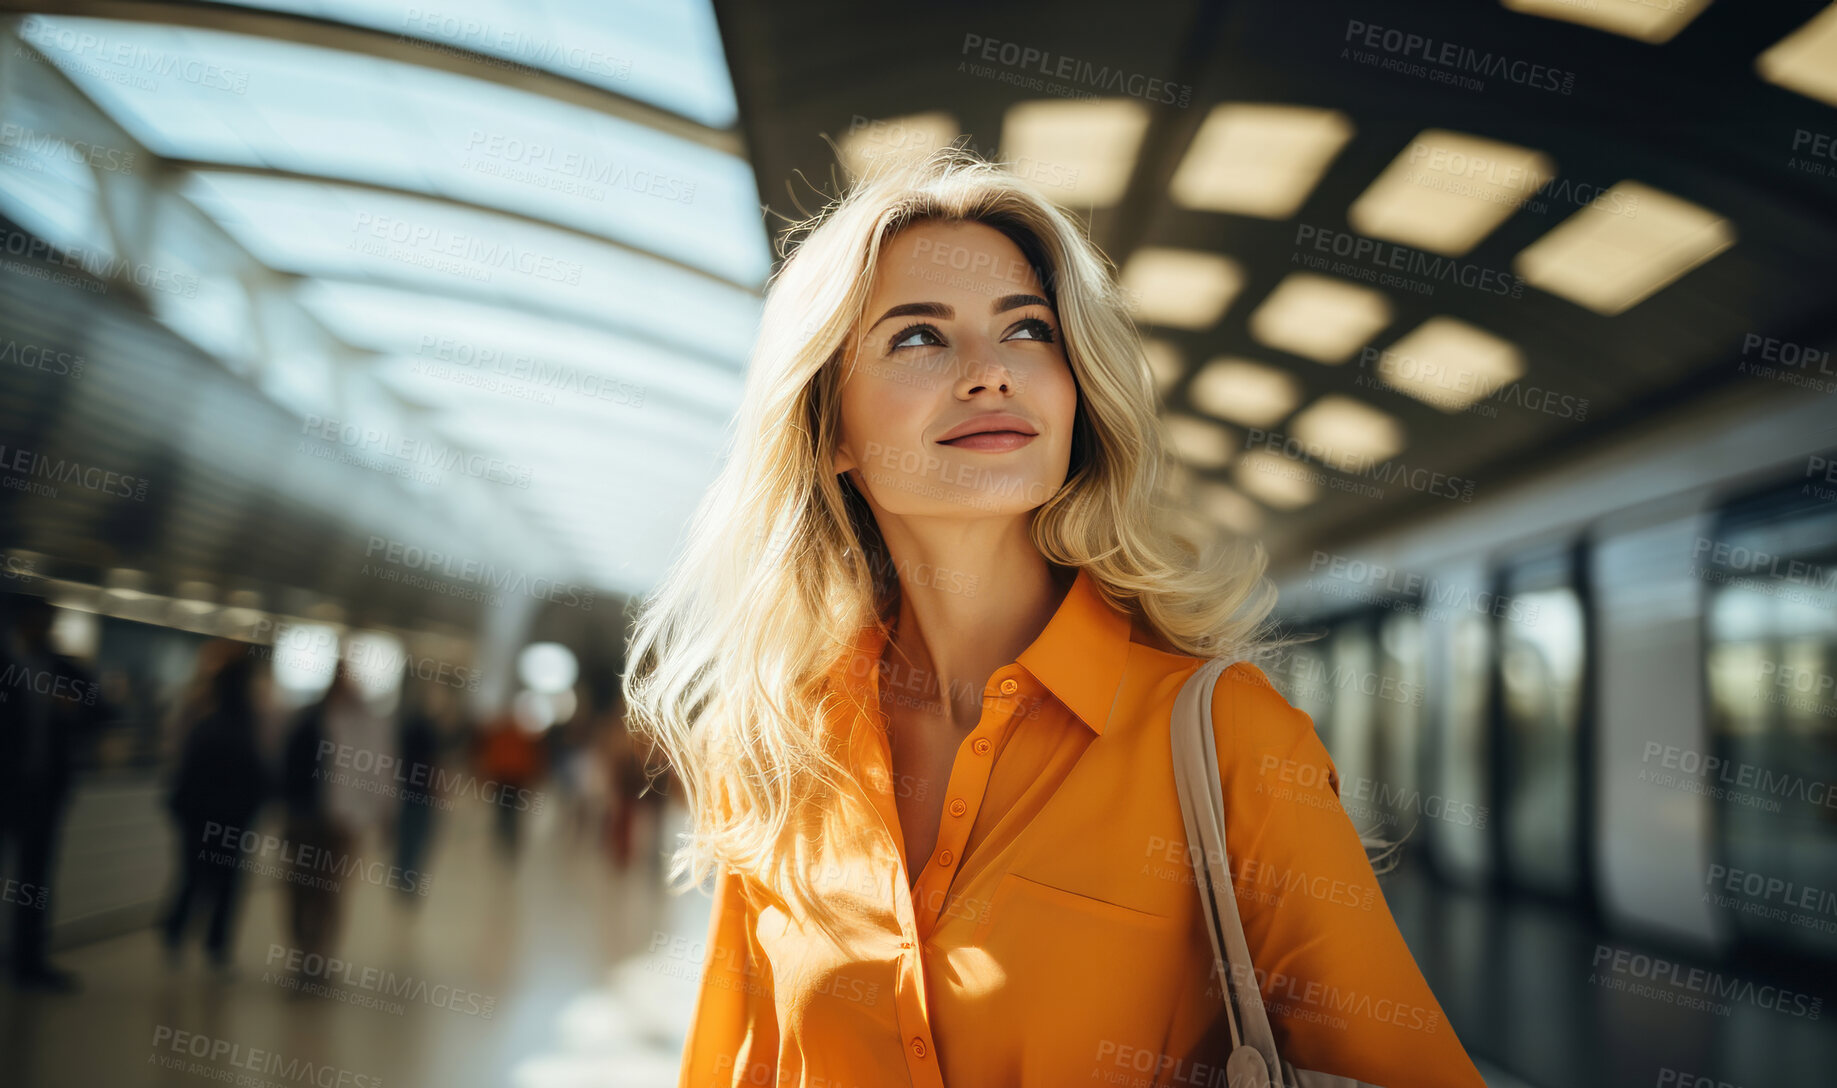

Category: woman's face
[833, 219, 1079, 520]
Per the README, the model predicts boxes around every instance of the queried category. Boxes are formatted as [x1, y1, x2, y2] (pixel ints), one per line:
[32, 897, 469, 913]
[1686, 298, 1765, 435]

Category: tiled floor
[0, 798, 711, 1088]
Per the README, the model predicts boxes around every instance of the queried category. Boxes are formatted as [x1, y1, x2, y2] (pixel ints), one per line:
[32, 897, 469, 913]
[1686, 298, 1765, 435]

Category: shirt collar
[826, 565, 1135, 737]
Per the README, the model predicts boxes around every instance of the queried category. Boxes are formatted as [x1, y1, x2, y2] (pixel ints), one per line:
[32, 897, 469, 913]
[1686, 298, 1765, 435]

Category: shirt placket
[910, 665, 1023, 945]
[851, 658, 939, 1087]
[862, 661, 1028, 1087]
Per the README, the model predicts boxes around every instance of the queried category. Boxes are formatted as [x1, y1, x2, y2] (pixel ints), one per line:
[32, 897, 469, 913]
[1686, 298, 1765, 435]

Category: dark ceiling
[712, 0, 1837, 567]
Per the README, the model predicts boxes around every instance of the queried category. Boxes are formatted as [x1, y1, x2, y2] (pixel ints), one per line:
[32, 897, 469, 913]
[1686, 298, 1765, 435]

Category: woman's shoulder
[1202, 659, 1338, 799]
[1124, 616, 1283, 698]
[1119, 628, 1325, 767]
[1150, 652, 1324, 762]
[1120, 649, 1337, 809]
[1140, 643, 1290, 711]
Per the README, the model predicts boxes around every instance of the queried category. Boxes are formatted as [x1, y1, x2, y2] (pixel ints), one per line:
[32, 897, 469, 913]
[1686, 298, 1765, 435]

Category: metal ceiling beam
[288, 266, 747, 377]
[168, 159, 762, 294]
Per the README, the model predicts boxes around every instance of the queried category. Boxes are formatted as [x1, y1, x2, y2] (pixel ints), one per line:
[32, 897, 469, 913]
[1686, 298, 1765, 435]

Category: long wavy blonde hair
[621, 148, 1282, 935]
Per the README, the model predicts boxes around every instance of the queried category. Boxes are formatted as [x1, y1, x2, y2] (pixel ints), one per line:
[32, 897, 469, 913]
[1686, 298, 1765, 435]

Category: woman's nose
[956, 356, 1015, 397]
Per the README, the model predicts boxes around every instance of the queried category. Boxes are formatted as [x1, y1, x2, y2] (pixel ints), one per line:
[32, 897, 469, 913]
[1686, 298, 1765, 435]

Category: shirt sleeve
[677, 864, 780, 1088]
[1212, 662, 1487, 1088]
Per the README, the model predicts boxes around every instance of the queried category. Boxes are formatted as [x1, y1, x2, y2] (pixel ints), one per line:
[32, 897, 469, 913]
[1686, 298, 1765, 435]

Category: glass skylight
[182, 172, 762, 364]
[295, 281, 746, 419]
[20, 16, 768, 286]
[225, 0, 740, 126]
[0, 4, 783, 598]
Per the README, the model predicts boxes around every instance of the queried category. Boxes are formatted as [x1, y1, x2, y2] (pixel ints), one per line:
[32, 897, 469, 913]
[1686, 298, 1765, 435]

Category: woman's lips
[938, 430, 1037, 452]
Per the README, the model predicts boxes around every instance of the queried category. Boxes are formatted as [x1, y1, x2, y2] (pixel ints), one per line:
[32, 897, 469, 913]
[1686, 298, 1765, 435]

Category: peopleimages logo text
[959, 34, 1192, 107]
[1294, 224, 1523, 298]
[363, 536, 595, 610]
[1342, 20, 1576, 95]
[149, 1026, 381, 1088]
[316, 741, 543, 813]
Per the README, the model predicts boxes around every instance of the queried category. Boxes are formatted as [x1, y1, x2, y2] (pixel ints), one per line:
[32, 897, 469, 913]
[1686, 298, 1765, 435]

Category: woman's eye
[890, 324, 943, 350]
[1004, 317, 1057, 343]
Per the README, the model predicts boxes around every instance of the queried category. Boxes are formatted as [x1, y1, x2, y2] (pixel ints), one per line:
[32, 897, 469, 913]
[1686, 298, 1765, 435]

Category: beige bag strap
[1171, 657, 1286, 1088]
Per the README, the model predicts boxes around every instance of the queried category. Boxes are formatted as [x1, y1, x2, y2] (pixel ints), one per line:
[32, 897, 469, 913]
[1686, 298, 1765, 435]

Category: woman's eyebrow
[866, 301, 952, 334]
[865, 292, 1051, 335]
[993, 293, 1051, 314]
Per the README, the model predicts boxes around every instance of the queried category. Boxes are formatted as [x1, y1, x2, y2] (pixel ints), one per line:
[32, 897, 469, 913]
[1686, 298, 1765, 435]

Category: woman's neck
[878, 520, 1073, 731]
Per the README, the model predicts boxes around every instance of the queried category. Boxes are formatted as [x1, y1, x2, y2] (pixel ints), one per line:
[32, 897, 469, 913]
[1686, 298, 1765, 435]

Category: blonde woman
[623, 149, 1485, 1088]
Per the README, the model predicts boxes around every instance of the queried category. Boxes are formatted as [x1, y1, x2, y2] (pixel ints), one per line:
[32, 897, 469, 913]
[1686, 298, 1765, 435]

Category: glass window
[1327, 621, 1380, 818]
[1434, 610, 1495, 879]
[1369, 610, 1427, 836]
[1702, 483, 1837, 958]
[1497, 551, 1587, 899]
[1268, 635, 1334, 730]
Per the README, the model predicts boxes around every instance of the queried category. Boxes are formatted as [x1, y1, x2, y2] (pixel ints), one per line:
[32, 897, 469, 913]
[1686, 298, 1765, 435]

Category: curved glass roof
[2, 4, 768, 595]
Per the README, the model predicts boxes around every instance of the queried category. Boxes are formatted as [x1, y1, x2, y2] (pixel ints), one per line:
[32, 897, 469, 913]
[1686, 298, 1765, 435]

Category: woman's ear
[829, 343, 859, 476]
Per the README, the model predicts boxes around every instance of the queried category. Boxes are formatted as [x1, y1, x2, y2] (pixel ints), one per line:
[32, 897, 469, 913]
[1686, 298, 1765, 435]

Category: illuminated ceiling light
[1142, 338, 1184, 394]
[1001, 98, 1151, 206]
[1376, 317, 1526, 412]
[1756, 4, 1837, 108]
[220, 607, 267, 629]
[103, 568, 149, 599]
[838, 111, 960, 180]
[1514, 181, 1735, 315]
[1290, 395, 1406, 466]
[1190, 357, 1301, 427]
[1349, 129, 1556, 257]
[48, 606, 99, 658]
[518, 641, 581, 694]
[1248, 273, 1393, 363]
[173, 580, 218, 615]
[1169, 103, 1354, 218]
[1234, 450, 1317, 509]
[272, 623, 341, 692]
[1119, 248, 1244, 330]
[343, 631, 407, 700]
[1194, 481, 1266, 534]
[1165, 413, 1236, 469]
[1500, 0, 1712, 44]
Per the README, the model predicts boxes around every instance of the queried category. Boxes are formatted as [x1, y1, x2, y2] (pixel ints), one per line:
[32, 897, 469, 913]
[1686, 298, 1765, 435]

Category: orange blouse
[676, 567, 1486, 1088]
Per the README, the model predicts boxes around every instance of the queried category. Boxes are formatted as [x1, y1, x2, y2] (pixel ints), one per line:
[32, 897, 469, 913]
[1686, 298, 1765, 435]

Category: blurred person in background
[161, 647, 272, 970]
[557, 707, 609, 845]
[167, 640, 242, 732]
[0, 594, 103, 991]
[392, 671, 453, 903]
[475, 703, 543, 858]
[279, 659, 389, 974]
[604, 695, 668, 871]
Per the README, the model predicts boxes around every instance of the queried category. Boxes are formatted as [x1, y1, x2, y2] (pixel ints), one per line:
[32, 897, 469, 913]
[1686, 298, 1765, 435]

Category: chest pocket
[956, 870, 1195, 1076]
[970, 870, 1187, 999]
[972, 871, 1179, 943]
